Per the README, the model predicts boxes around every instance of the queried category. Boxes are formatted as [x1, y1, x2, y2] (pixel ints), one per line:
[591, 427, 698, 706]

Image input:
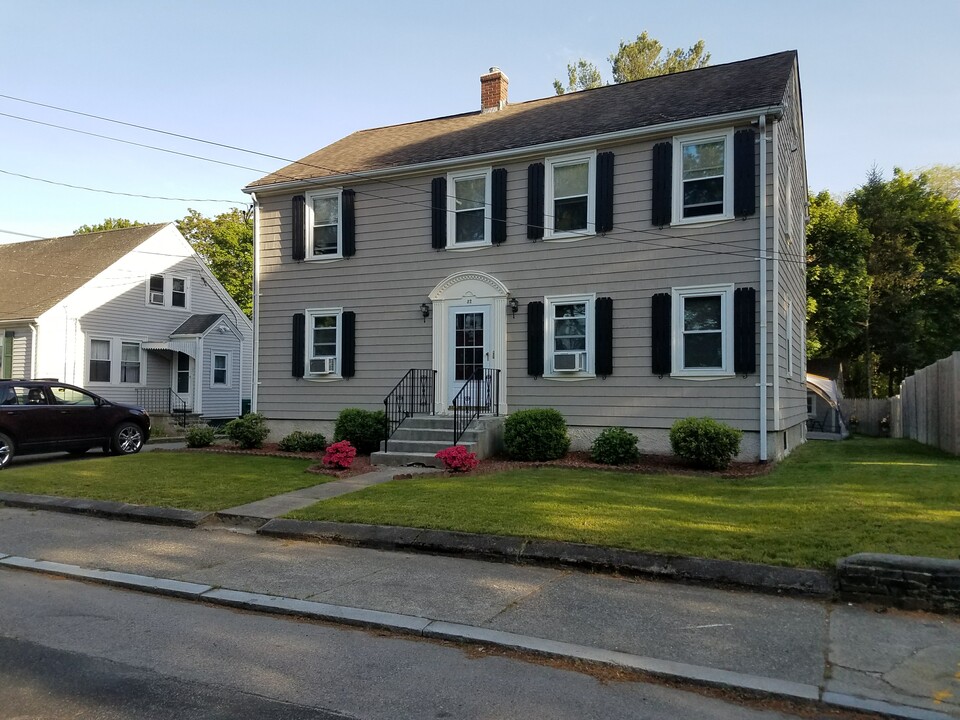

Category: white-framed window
[171, 277, 187, 308]
[148, 275, 165, 305]
[305, 307, 342, 377]
[305, 189, 342, 260]
[672, 284, 735, 377]
[88, 338, 111, 383]
[673, 129, 734, 224]
[120, 341, 142, 384]
[447, 168, 491, 248]
[544, 294, 595, 378]
[211, 352, 231, 387]
[545, 151, 596, 239]
[145, 274, 190, 309]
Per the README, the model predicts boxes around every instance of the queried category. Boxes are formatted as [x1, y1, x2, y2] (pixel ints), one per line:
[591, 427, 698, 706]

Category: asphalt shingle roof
[0, 224, 167, 322]
[171, 313, 224, 336]
[247, 51, 797, 190]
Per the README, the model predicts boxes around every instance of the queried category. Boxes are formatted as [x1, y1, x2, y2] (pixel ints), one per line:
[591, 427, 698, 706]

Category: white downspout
[759, 114, 769, 462]
[250, 192, 260, 413]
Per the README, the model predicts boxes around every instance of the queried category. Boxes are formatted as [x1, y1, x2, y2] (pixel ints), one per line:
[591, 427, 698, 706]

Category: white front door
[174, 352, 193, 411]
[448, 305, 490, 405]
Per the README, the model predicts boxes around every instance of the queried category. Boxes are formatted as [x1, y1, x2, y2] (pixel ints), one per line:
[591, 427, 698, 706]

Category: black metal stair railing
[135, 388, 190, 427]
[451, 368, 500, 446]
[383, 369, 436, 451]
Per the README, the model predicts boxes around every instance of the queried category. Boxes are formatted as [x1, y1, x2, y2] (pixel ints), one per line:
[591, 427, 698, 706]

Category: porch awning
[142, 339, 197, 358]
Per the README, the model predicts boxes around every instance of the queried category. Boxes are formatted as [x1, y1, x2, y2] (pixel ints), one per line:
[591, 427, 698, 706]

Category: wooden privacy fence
[892, 351, 960, 456]
[838, 398, 890, 437]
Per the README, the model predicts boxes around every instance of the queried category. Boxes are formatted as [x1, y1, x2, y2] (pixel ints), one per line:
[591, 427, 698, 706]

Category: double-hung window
[89, 339, 111, 383]
[148, 275, 165, 305]
[306, 190, 342, 259]
[673, 130, 734, 223]
[306, 308, 341, 376]
[120, 342, 142, 383]
[147, 274, 189, 308]
[171, 277, 187, 308]
[447, 168, 491, 247]
[545, 152, 596, 238]
[672, 284, 734, 377]
[212, 353, 229, 386]
[545, 294, 594, 376]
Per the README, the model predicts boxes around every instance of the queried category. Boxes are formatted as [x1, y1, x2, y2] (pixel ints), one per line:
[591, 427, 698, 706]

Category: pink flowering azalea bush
[435, 445, 479, 473]
[323, 440, 357, 469]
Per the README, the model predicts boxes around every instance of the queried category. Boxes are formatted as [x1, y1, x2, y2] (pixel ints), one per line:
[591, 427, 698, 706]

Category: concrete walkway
[219, 466, 440, 519]
[0, 506, 958, 718]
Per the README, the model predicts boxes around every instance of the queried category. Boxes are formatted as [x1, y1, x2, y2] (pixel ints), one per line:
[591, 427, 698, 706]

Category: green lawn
[0, 452, 331, 511]
[287, 438, 960, 568]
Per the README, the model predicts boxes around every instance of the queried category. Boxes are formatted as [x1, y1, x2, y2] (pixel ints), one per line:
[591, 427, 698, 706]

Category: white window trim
[144, 274, 191, 310]
[446, 167, 492, 250]
[543, 293, 595, 380]
[210, 351, 233, 388]
[784, 165, 794, 245]
[87, 337, 113, 385]
[304, 307, 343, 381]
[305, 189, 344, 261]
[672, 128, 735, 226]
[785, 297, 794, 378]
[671, 284, 735, 379]
[544, 151, 596, 241]
[88, 337, 146, 386]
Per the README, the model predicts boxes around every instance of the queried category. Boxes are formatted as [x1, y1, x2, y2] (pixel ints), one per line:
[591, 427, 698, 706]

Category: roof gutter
[243, 105, 785, 195]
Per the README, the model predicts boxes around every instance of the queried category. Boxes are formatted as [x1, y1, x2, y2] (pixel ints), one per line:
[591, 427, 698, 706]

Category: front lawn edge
[0, 491, 213, 527]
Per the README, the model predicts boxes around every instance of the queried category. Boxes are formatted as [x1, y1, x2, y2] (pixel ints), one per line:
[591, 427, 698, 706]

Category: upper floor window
[544, 294, 595, 377]
[146, 274, 189, 309]
[306, 190, 342, 259]
[545, 152, 596, 238]
[306, 308, 342, 377]
[672, 284, 735, 377]
[447, 168, 491, 247]
[673, 130, 734, 224]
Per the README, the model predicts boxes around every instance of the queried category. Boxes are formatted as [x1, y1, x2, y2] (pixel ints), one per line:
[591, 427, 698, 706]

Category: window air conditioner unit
[310, 357, 336, 375]
[149, 292, 164, 305]
[554, 352, 585, 372]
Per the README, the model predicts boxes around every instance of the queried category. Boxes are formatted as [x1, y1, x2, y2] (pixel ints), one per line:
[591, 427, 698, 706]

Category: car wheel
[112, 422, 144, 455]
[0, 432, 13, 469]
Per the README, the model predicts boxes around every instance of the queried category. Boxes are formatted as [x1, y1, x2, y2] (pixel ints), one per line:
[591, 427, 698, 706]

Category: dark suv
[0, 380, 151, 469]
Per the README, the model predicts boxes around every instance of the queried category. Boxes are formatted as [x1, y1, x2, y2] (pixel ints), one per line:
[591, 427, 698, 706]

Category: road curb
[0, 491, 212, 527]
[1, 552, 950, 720]
[259, 518, 834, 597]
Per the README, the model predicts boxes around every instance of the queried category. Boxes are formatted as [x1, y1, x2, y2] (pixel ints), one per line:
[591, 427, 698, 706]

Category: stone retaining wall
[837, 553, 960, 613]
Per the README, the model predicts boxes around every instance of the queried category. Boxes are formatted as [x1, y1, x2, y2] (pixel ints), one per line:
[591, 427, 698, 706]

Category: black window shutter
[292, 313, 305, 378]
[596, 152, 615, 233]
[734, 287, 757, 374]
[527, 301, 544, 376]
[595, 296, 613, 376]
[492, 168, 507, 245]
[734, 129, 757, 217]
[651, 142, 672, 227]
[651, 293, 672, 376]
[292, 195, 306, 261]
[341, 311, 356, 378]
[341, 189, 356, 257]
[527, 162, 544, 240]
[431, 177, 446, 249]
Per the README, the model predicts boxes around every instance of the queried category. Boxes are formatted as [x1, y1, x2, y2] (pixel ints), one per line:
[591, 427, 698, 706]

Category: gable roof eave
[243, 103, 786, 196]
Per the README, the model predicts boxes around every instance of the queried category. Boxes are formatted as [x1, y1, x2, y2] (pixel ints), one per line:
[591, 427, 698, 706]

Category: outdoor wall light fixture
[419, 302, 431, 322]
[507, 297, 519, 316]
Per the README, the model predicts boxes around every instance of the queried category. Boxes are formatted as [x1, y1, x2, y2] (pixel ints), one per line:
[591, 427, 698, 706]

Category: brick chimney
[480, 67, 509, 113]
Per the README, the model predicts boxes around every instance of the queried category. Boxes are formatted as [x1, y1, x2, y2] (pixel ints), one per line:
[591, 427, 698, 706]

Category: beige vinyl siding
[256, 128, 773, 433]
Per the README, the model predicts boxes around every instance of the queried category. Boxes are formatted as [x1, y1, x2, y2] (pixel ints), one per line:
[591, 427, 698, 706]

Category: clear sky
[1, 0, 958, 241]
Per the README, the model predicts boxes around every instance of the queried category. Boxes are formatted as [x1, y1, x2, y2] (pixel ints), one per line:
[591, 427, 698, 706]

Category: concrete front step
[380, 439, 477, 455]
[388, 427, 480, 444]
[369, 451, 446, 468]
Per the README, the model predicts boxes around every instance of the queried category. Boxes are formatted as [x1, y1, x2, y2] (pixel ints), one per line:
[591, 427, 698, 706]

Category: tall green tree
[73, 218, 145, 234]
[553, 31, 710, 94]
[805, 191, 871, 360]
[916, 163, 960, 201]
[176, 208, 253, 317]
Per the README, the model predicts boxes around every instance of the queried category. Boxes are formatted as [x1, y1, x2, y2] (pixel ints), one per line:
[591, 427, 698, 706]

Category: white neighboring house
[0, 223, 253, 420]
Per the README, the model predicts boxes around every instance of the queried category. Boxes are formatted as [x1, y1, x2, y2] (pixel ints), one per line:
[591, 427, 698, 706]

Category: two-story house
[244, 51, 808, 463]
[0, 224, 253, 421]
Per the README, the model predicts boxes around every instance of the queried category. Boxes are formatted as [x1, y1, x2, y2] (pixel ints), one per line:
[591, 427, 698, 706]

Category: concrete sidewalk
[0, 507, 957, 718]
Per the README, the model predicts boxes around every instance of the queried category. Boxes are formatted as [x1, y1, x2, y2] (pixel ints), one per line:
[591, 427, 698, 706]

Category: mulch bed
[185, 443, 770, 480]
